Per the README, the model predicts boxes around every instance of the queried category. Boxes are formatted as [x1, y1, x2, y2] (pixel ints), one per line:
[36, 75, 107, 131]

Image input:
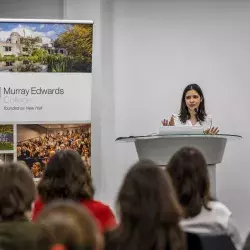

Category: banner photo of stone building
[0, 22, 93, 72]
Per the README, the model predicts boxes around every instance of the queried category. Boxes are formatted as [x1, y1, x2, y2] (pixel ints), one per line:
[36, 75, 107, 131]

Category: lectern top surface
[115, 134, 242, 142]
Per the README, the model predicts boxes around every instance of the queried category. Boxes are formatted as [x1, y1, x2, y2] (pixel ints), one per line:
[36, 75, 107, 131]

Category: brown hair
[167, 147, 212, 218]
[37, 150, 94, 203]
[35, 200, 101, 250]
[0, 162, 36, 221]
[112, 160, 185, 250]
[0, 222, 52, 250]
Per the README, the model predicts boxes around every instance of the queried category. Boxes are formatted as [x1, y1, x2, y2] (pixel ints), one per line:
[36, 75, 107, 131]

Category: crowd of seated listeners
[0, 146, 249, 250]
[16, 128, 91, 177]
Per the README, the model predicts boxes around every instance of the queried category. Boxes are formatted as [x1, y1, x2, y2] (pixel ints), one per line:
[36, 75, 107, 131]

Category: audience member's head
[0, 222, 50, 250]
[49, 150, 56, 158]
[115, 159, 185, 250]
[36, 200, 102, 250]
[32, 162, 42, 176]
[0, 162, 36, 221]
[167, 147, 212, 218]
[38, 150, 94, 203]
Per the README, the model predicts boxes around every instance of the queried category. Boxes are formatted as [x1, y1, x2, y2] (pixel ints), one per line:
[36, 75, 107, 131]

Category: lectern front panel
[134, 137, 227, 166]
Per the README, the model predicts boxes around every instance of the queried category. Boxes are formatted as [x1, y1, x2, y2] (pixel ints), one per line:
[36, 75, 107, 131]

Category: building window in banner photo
[17, 124, 91, 179]
[0, 22, 92, 73]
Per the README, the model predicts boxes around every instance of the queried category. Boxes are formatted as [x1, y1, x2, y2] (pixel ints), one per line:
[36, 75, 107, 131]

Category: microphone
[194, 108, 200, 122]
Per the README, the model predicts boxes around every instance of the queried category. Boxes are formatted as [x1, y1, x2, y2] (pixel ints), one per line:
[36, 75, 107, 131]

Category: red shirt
[32, 198, 117, 232]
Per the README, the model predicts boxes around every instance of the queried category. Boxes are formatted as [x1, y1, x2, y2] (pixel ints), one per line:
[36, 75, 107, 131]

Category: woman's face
[32, 164, 40, 174]
[185, 89, 202, 112]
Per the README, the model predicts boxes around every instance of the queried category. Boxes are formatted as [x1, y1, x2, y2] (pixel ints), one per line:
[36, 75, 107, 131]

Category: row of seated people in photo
[0, 148, 247, 250]
[17, 130, 91, 161]
[17, 129, 91, 175]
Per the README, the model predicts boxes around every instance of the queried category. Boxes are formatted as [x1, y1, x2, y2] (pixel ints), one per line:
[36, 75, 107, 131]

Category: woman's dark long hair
[112, 160, 186, 250]
[38, 150, 94, 203]
[179, 83, 207, 124]
[167, 147, 212, 218]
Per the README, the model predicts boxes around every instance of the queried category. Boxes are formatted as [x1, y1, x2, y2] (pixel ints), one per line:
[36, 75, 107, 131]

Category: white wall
[0, 0, 63, 19]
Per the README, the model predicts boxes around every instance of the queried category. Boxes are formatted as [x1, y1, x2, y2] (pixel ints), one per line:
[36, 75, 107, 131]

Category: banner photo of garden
[0, 125, 14, 164]
[0, 125, 13, 150]
[0, 22, 93, 72]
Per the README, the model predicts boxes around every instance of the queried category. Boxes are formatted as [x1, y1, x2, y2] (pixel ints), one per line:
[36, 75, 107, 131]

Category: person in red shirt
[32, 150, 116, 232]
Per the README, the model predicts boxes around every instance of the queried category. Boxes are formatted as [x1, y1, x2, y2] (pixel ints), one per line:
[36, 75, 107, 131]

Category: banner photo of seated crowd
[0, 19, 93, 178]
[17, 124, 91, 178]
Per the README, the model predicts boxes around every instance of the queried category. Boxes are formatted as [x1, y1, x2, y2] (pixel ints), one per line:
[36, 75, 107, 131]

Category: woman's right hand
[161, 115, 175, 126]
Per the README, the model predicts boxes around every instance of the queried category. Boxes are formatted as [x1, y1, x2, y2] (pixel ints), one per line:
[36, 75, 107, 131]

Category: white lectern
[116, 134, 242, 197]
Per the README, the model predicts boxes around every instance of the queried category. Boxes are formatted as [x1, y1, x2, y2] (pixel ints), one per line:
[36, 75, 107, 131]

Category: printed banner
[0, 73, 91, 122]
[0, 19, 93, 176]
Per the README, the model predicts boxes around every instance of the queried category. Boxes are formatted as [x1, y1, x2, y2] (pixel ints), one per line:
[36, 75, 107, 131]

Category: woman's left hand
[204, 127, 219, 135]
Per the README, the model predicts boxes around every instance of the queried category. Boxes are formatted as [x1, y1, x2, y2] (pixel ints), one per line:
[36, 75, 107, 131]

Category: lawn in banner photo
[0, 22, 92, 73]
[0, 125, 14, 150]
[17, 123, 91, 178]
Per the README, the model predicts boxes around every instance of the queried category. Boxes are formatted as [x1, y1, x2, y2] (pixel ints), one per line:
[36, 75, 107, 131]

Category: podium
[116, 134, 242, 197]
